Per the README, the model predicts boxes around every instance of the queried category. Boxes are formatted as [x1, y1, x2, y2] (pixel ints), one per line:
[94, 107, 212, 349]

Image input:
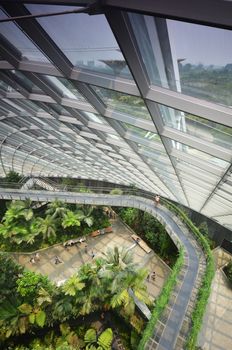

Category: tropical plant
[46, 200, 68, 219]
[62, 275, 85, 296]
[16, 270, 53, 303]
[4, 170, 22, 184]
[0, 253, 23, 303]
[84, 328, 113, 350]
[18, 303, 46, 327]
[36, 215, 57, 241]
[62, 210, 82, 229]
[0, 200, 39, 245]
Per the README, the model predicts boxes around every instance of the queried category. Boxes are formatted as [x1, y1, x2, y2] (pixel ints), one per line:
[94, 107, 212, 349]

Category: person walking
[154, 195, 160, 206]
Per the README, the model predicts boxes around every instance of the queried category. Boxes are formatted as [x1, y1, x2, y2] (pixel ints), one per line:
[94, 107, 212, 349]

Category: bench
[131, 234, 152, 254]
[90, 226, 113, 237]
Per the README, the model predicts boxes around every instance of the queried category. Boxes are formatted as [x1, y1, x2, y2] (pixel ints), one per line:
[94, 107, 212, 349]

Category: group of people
[147, 271, 156, 282]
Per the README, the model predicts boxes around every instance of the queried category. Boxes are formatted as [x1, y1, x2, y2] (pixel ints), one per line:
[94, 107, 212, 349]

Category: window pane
[128, 12, 232, 107]
[124, 123, 160, 141]
[158, 103, 232, 149]
[91, 85, 151, 120]
[0, 9, 50, 62]
[169, 138, 230, 169]
[26, 4, 132, 78]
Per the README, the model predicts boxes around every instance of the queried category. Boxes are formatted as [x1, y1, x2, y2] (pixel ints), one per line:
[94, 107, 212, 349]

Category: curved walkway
[0, 189, 206, 350]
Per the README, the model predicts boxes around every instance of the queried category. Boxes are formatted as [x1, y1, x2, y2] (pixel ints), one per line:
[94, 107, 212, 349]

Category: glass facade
[0, 2, 231, 231]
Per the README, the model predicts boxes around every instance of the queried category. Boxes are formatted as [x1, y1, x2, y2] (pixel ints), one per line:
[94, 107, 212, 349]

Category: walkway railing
[0, 178, 156, 201]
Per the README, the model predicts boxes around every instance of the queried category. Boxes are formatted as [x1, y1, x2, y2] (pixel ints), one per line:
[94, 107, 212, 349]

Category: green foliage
[62, 275, 85, 296]
[4, 170, 22, 183]
[97, 328, 113, 350]
[62, 210, 81, 228]
[0, 253, 23, 303]
[16, 270, 53, 302]
[198, 221, 215, 249]
[110, 188, 123, 195]
[84, 328, 97, 344]
[0, 200, 108, 252]
[137, 248, 184, 350]
[162, 198, 215, 350]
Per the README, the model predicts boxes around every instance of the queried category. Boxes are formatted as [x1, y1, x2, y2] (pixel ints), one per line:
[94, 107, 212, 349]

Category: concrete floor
[12, 217, 170, 300]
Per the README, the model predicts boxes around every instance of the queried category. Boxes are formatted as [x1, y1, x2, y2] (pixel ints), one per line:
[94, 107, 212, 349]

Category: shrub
[110, 188, 123, 195]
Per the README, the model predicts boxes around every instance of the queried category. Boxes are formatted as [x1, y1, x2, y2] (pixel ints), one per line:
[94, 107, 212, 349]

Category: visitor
[55, 255, 62, 264]
[30, 256, 35, 264]
[91, 250, 95, 259]
[154, 195, 160, 206]
[151, 272, 156, 281]
[84, 244, 88, 254]
[136, 237, 140, 244]
[35, 252, 40, 261]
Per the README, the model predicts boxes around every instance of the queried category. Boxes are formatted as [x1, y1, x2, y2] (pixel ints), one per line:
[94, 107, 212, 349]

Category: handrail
[0, 179, 157, 200]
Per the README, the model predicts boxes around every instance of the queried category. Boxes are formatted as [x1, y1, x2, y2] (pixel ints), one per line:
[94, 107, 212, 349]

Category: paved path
[12, 218, 170, 302]
[1, 189, 205, 350]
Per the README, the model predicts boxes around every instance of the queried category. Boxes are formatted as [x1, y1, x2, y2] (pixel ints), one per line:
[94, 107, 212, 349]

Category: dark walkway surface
[0, 189, 206, 350]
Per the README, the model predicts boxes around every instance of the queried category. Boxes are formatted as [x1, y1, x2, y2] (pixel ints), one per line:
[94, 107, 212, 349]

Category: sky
[167, 19, 232, 66]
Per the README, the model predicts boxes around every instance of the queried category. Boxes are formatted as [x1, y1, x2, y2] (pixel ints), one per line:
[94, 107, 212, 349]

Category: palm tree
[62, 210, 82, 229]
[45, 200, 68, 219]
[3, 199, 33, 226]
[0, 200, 38, 245]
[76, 205, 94, 227]
[36, 215, 57, 241]
[101, 247, 151, 315]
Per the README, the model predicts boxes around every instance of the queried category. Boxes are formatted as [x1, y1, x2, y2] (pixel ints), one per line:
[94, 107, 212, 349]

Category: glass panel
[26, 4, 132, 78]
[128, 12, 232, 107]
[0, 80, 16, 92]
[10, 70, 42, 93]
[2, 98, 26, 113]
[84, 112, 106, 124]
[124, 123, 160, 141]
[0, 9, 49, 62]
[44, 75, 84, 101]
[168, 138, 230, 169]
[91, 85, 151, 120]
[158, 103, 232, 149]
[58, 78, 86, 101]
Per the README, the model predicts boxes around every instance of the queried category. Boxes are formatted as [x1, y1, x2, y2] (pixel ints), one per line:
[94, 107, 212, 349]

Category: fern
[97, 328, 113, 350]
[84, 328, 97, 344]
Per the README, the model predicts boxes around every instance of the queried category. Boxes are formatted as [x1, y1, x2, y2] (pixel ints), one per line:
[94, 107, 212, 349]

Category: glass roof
[26, 4, 132, 78]
[0, 1, 231, 231]
[128, 12, 232, 107]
